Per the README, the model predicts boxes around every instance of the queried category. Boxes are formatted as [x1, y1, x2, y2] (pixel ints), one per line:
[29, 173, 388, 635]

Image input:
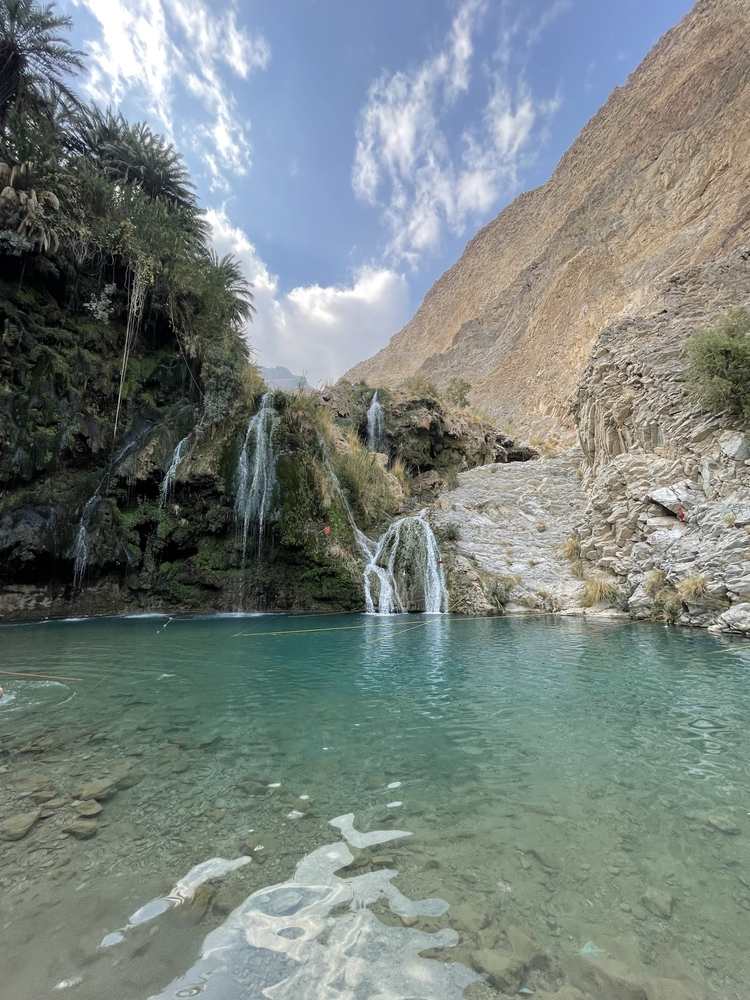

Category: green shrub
[443, 521, 461, 542]
[687, 308, 750, 421]
[445, 377, 472, 408]
[402, 375, 439, 400]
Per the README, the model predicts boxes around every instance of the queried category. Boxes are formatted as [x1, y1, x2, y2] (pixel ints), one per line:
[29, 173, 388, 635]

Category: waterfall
[366, 391, 385, 452]
[364, 513, 448, 614]
[160, 435, 189, 507]
[72, 494, 100, 590]
[320, 445, 447, 615]
[235, 393, 278, 562]
[70, 424, 155, 590]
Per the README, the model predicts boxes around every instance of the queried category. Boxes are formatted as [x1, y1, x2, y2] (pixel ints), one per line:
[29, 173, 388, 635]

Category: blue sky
[63, 0, 693, 384]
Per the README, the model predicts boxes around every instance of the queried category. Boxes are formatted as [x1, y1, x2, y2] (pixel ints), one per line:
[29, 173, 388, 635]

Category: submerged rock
[641, 886, 674, 919]
[0, 809, 41, 841]
[63, 818, 98, 840]
[74, 800, 103, 818]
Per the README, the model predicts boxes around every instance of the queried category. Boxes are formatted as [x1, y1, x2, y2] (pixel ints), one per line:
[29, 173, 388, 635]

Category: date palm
[73, 107, 197, 213]
[0, 0, 83, 132]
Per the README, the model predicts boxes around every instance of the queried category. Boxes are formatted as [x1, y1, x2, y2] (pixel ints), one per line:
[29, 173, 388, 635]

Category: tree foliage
[687, 308, 750, 422]
[0, 0, 258, 431]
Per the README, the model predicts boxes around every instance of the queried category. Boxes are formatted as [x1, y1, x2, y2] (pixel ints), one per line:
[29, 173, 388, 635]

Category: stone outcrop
[430, 451, 590, 616]
[322, 380, 535, 478]
[574, 249, 750, 634]
[346, 0, 750, 436]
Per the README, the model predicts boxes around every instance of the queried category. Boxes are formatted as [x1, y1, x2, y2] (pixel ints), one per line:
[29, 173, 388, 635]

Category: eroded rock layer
[575, 249, 750, 634]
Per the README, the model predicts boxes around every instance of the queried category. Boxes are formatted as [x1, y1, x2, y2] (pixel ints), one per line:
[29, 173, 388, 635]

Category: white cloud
[71, 0, 269, 180]
[352, 0, 564, 266]
[206, 209, 410, 386]
[526, 0, 573, 48]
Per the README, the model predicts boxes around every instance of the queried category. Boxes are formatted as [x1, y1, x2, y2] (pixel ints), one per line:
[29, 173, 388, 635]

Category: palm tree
[0, 1, 83, 132]
[208, 249, 256, 331]
[73, 108, 197, 212]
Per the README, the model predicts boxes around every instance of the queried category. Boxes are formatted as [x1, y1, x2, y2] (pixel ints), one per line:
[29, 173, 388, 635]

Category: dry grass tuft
[676, 575, 707, 600]
[644, 569, 666, 596]
[581, 578, 621, 608]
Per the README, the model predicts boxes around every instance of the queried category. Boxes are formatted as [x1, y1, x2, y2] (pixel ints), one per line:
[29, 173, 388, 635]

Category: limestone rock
[715, 603, 750, 635]
[574, 250, 750, 632]
[719, 431, 750, 462]
[430, 450, 587, 615]
[74, 800, 103, 818]
[63, 818, 98, 840]
[0, 808, 41, 841]
[77, 765, 143, 801]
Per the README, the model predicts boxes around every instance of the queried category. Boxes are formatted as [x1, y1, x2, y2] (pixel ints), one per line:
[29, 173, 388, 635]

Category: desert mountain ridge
[345, 0, 750, 436]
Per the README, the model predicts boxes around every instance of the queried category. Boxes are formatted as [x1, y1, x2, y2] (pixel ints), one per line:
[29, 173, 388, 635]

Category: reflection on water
[0, 614, 749, 999]
[149, 817, 474, 1000]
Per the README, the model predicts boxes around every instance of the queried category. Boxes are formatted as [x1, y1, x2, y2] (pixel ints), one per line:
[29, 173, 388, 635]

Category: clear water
[1, 615, 749, 999]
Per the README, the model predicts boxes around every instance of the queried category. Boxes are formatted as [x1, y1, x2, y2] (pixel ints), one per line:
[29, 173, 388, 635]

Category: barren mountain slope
[346, 0, 750, 434]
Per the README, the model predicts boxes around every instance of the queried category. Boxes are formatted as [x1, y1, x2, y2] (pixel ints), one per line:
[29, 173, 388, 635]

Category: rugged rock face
[574, 249, 750, 633]
[347, 0, 750, 435]
[427, 250, 750, 635]
[431, 451, 588, 616]
[323, 380, 535, 482]
[0, 279, 393, 620]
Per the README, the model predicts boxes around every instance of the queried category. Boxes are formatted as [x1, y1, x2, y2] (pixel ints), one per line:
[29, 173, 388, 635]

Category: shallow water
[1, 614, 749, 999]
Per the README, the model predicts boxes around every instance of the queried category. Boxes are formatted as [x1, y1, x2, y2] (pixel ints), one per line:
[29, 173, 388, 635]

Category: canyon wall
[347, 0, 750, 436]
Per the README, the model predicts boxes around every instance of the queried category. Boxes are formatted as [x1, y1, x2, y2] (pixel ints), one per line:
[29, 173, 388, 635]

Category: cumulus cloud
[352, 0, 565, 266]
[206, 209, 410, 386]
[71, 0, 269, 182]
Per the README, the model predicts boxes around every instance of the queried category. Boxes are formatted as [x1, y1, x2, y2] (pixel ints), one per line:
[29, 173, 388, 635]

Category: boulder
[719, 431, 750, 462]
[63, 818, 98, 840]
[715, 602, 750, 635]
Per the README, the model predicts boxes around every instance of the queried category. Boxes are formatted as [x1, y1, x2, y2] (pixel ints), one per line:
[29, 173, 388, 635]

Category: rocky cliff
[575, 248, 750, 635]
[347, 0, 750, 435]
[428, 249, 750, 636]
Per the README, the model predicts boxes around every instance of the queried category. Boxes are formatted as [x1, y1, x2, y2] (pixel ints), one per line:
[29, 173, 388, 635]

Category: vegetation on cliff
[688, 308, 750, 422]
[0, 0, 404, 617]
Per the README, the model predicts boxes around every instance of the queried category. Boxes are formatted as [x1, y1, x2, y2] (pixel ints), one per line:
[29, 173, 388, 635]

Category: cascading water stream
[235, 393, 278, 565]
[366, 391, 385, 452]
[320, 442, 447, 614]
[160, 435, 190, 507]
[71, 432, 148, 590]
[364, 513, 448, 614]
[72, 494, 100, 590]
